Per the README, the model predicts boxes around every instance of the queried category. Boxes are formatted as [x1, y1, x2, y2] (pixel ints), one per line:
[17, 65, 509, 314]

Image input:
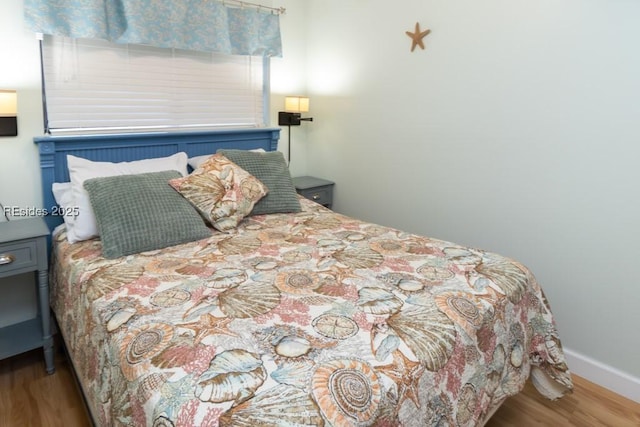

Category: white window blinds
[40, 35, 267, 134]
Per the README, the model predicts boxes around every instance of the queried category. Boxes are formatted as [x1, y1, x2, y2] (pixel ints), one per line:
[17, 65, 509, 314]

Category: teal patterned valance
[24, 0, 282, 57]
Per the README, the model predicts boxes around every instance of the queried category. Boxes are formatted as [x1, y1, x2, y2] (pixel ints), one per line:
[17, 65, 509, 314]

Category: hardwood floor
[487, 376, 640, 427]
[0, 347, 87, 427]
[1, 347, 639, 426]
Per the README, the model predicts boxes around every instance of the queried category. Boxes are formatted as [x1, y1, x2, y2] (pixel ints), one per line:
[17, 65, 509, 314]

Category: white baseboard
[563, 347, 640, 403]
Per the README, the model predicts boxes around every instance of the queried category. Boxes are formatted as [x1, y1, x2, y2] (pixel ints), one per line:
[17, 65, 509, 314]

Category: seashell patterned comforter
[50, 199, 573, 426]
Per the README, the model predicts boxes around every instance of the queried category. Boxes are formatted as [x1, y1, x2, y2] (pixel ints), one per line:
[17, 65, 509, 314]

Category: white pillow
[188, 148, 266, 170]
[52, 182, 74, 233]
[65, 152, 189, 243]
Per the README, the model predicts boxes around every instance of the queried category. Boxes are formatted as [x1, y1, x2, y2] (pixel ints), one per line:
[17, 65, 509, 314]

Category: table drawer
[0, 240, 38, 275]
[299, 185, 333, 206]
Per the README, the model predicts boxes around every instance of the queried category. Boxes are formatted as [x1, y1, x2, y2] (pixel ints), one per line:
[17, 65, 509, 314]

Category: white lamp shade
[285, 96, 309, 113]
[0, 90, 17, 117]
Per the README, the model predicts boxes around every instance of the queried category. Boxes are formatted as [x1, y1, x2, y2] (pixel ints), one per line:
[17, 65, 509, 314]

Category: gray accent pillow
[83, 170, 211, 259]
[218, 149, 301, 215]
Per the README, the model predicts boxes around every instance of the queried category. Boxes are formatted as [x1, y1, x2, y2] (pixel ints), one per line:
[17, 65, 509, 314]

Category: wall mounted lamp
[0, 90, 18, 137]
[278, 96, 313, 164]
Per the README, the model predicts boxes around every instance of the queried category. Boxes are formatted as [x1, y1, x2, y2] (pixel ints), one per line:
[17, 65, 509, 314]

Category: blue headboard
[35, 128, 280, 232]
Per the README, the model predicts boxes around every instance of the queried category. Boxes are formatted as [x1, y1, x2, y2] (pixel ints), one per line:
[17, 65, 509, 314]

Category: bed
[36, 128, 573, 427]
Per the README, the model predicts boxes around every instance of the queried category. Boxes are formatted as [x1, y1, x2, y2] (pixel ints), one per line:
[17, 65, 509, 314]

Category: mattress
[50, 198, 572, 426]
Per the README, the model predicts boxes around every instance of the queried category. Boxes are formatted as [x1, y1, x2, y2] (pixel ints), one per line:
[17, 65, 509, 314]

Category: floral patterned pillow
[169, 154, 268, 232]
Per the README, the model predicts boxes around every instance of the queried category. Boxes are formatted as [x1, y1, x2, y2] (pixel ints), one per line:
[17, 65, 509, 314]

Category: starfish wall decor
[406, 22, 431, 52]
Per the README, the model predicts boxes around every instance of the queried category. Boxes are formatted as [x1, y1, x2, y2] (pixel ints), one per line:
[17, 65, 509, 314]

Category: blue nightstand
[293, 176, 334, 209]
[0, 217, 54, 373]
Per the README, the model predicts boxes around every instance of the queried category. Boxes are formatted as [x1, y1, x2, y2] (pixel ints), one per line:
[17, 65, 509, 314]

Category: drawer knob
[312, 194, 321, 200]
[0, 253, 16, 265]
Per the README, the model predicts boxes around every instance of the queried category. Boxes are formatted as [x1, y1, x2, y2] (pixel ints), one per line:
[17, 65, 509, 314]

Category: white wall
[0, 0, 44, 218]
[298, 0, 640, 387]
[270, 0, 311, 177]
[0, 0, 46, 324]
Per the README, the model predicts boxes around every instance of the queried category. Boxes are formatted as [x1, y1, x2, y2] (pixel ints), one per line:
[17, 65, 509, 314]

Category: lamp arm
[287, 125, 292, 165]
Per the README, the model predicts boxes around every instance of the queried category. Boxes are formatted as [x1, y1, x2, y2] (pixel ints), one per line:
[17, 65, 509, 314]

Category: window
[40, 35, 268, 134]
